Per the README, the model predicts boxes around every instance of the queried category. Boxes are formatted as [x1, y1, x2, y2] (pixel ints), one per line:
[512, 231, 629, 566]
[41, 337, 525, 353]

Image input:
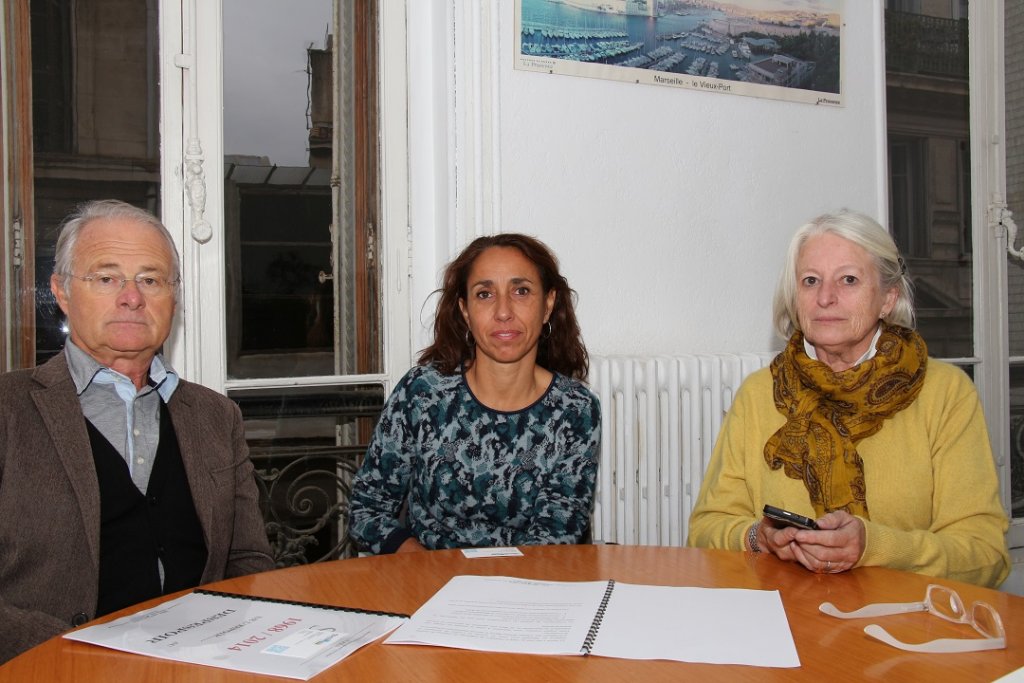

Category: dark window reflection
[1012, 365, 1024, 517]
[238, 191, 333, 354]
[884, 5, 972, 359]
[223, 0, 380, 380]
[31, 0, 73, 154]
[30, 3, 161, 365]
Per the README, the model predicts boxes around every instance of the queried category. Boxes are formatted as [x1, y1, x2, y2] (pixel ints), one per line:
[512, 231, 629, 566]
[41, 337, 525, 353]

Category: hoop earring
[465, 329, 474, 346]
[542, 321, 552, 339]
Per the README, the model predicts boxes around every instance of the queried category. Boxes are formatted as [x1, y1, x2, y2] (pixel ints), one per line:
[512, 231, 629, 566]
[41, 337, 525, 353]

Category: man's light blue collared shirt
[64, 341, 180, 493]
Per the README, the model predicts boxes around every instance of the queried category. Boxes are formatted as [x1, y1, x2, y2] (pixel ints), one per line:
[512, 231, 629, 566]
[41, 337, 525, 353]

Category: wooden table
[2, 545, 1022, 681]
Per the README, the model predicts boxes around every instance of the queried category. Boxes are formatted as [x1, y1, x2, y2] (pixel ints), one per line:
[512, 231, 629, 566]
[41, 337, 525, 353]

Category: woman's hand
[756, 519, 803, 560]
[789, 510, 866, 573]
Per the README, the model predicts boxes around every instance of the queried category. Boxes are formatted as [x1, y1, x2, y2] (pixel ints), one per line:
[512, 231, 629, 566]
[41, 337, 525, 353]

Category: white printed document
[384, 575, 800, 668]
[64, 589, 407, 680]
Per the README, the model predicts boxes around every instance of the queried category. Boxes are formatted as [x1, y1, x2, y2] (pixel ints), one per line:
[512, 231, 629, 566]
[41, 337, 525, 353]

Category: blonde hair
[772, 210, 915, 339]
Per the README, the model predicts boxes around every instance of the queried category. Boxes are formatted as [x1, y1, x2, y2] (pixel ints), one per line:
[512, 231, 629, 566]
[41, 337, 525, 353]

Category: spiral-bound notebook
[385, 575, 800, 668]
[63, 589, 408, 680]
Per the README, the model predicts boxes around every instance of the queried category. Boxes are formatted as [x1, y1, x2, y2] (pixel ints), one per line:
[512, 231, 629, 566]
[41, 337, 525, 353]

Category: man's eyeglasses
[819, 584, 1005, 653]
[72, 272, 179, 299]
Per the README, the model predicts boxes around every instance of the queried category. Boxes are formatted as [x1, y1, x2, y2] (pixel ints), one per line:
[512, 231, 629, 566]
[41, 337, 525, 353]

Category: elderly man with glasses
[0, 200, 274, 663]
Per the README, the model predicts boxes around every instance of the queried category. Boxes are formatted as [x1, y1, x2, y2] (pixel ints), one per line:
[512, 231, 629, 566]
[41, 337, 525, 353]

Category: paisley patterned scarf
[763, 323, 927, 519]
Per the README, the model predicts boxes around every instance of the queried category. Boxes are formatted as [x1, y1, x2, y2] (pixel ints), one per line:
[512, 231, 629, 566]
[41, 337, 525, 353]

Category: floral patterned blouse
[349, 364, 601, 554]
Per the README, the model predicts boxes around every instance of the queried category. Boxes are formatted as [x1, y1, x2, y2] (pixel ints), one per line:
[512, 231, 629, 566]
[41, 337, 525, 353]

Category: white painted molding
[969, 0, 1013, 529]
[159, 0, 187, 377]
[450, 0, 502, 249]
[183, 141, 212, 245]
[378, 0, 413, 385]
[1000, 202, 1022, 260]
[165, 0, 227, 392]
[405, 1, 503, 358]
[872, 2, 889, 222]
[175, 0, 213, 246]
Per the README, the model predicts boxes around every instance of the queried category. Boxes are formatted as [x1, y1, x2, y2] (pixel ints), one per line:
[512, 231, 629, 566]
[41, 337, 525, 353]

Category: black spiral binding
[195, 589, 409, 619]
[580, 579, 615, 655]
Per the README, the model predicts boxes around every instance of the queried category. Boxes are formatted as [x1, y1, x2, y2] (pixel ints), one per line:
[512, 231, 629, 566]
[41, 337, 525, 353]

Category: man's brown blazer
[0, 353, 274, 663]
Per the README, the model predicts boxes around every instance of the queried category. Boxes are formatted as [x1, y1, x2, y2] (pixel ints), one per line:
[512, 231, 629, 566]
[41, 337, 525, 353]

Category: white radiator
[587, 354, 774, 546]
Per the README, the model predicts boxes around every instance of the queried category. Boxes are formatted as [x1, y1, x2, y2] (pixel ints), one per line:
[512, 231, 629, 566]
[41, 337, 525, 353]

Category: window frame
[967, 0, 1017, 547]
[0, 0, 37, 372]
[158, 0, 411, 395]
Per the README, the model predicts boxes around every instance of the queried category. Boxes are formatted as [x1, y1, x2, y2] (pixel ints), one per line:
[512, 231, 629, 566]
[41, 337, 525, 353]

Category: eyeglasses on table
[819, 583, 1005, 653]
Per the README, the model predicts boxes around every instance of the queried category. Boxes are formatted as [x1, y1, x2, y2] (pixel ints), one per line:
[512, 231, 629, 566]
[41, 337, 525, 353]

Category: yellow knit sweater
[687, 360, 1009, 588]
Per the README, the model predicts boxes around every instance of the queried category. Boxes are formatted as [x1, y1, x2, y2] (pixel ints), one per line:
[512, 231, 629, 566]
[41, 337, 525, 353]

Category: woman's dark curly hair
[418, 233, 590, 381]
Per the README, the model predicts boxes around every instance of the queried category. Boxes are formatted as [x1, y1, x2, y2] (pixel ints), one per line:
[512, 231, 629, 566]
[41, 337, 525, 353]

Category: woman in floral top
[349, 234, 600, 554]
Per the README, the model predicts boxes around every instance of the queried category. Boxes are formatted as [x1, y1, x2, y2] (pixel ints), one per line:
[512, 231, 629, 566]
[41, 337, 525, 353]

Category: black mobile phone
[762, 505, 819, 530]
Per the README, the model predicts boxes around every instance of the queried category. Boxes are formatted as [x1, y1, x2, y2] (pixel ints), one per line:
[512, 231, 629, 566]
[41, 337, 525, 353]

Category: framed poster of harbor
[515, 0, 843, 106]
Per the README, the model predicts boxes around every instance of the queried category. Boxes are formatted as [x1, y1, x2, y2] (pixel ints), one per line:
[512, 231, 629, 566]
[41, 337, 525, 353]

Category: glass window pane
[1008, 2, 1024, 358]
[223, 0, 381, 380]
[1012, 365, 1024, 518]
[222, 1, 384, 565]
[31, 0, 161, 364]
[884, 4, 972, 359]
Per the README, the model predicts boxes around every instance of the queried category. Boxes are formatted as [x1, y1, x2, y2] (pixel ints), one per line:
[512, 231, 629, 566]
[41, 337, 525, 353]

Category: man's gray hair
[772, 209, 916, 340]
[53, 199, 181, 299]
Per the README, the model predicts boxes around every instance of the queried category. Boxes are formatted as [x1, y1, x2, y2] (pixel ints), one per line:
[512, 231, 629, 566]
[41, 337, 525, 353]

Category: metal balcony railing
[234, 388, 385, 566]
[885, 9, 968, 79]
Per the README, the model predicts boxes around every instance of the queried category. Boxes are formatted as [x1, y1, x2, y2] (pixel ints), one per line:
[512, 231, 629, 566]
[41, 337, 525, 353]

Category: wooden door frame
[1, 0, 36, 371]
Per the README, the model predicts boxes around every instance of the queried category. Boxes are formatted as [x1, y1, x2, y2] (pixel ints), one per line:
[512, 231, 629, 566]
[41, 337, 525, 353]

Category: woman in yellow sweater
[688, 210, 1009, 588]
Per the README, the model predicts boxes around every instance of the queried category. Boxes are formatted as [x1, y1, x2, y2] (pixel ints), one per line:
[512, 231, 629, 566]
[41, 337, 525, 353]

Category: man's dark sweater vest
[86, 400, 208, 617]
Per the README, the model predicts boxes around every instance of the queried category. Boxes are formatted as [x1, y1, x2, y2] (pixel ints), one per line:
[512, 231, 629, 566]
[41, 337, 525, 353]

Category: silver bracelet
[747, 521, 762, 553]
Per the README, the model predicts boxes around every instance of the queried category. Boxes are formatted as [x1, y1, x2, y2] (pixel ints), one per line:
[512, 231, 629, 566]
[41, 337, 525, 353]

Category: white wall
[406, 2, 887, 361]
